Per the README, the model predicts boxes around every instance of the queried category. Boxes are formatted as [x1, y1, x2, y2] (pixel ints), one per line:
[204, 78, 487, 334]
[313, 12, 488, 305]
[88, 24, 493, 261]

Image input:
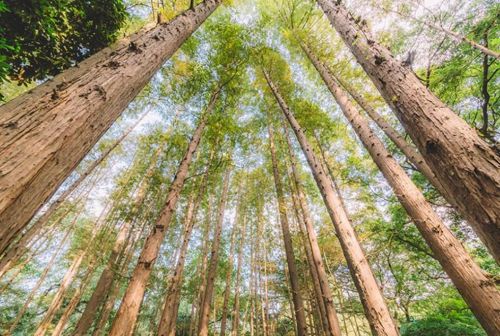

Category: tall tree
[0, 0, 223, 254]
[302, 45, 500, 335]
[268, 124, 308, 336]
[197, 165, 232, 336]
[108, 90, 219, 336]
[263, 68, 399, 336]
[316, 0, 500, 262]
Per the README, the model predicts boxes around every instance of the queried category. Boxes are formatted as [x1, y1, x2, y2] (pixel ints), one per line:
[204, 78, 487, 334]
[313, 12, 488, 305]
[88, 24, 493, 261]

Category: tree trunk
[264, 70, 399, 336]
[158, 154, 212, 336]
[268, 124, 308, 336]
[197, 166, 232, 336]
[109, 91, 217, 336]
[303, 46, 500, 335]
[220, 214, 239, 336]
[231, 216, 246, 336]
[283, 119, 342, 336]
[52, 267, 95, 336]
[317, 0, 500, 263]
[0, 0, 222, 254]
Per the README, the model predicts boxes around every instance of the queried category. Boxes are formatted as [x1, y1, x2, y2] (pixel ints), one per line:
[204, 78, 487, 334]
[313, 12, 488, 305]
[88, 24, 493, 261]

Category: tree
[316, 0, 500, 263]
[0, 0, 223, 255]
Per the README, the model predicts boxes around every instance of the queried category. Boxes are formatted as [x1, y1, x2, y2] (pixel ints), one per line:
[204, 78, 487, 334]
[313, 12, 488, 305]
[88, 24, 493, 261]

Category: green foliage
[0, 0, 127, 84]
[401, 318, 486, 336]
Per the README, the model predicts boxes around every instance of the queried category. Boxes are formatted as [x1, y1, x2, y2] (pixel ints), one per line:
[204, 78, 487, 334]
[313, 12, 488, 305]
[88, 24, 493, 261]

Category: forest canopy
[0, 0, 498, 336]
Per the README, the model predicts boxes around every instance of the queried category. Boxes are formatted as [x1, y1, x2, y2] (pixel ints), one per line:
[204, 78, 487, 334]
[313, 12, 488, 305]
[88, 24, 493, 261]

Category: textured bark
[264, 70, 399, 336]
[197, 167, 232, 336]
[283, 120, 342, 336]
[220, 217, 238, 336]
[268, 124, 308, 336]
[304, 47, 500, 335]
[0, 0, 222, 253]
[0, 113, 145, 276]
[158, 157, 212, 336]
[317, 0, 500, 263]
[109, 92, 217, 336]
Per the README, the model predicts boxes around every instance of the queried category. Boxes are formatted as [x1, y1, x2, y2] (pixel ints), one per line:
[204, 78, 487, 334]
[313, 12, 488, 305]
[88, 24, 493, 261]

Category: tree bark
[268, 124, 308, 336]
[108, 92, 217, 336]
[317, 0, 500, 263]
[197, 166, 232, 336]
[158, 154, 212, 336]
[0, 0, 222, 254]
[303, 46, 500, 335]
[264, 69, 399, 336]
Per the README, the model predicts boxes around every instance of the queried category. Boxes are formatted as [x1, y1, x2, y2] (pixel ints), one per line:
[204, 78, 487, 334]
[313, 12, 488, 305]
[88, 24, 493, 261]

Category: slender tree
[263, 69, 399, 336]
[268, 124, 308, 336]
[302, 46, 500, 335]
[316, 0, 500, 262]
[109, 90, 219, 336]
[197, 166, 232, 336]
[0, 0, 223, 254]
[220, 217, 238, 336]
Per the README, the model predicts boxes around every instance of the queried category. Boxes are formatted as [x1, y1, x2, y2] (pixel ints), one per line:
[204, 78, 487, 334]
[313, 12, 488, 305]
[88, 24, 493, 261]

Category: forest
[0, 0, 498, 335]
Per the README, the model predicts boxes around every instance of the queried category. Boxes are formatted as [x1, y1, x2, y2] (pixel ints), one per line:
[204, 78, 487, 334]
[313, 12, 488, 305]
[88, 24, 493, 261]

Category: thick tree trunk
[197, 167, 232, 336]
[264, 70, 399, 336]
[304, 47, 500, 335]
[283, 120, 342, 336]
[0, 0, 222, 254]
[109, 92, 217, 336]
[158, 156, 212, 336]
[268, 124, 308, 336]
[220, 216, 238, 336]
[317, 0, 500, 263]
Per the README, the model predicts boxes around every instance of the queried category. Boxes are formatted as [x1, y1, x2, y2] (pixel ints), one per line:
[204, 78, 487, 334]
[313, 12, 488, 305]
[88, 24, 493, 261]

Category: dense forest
[0, 0, 499, 335]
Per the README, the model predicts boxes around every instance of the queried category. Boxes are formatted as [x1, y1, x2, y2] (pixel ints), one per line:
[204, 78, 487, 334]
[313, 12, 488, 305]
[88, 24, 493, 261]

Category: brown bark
[317, 0, 500, 263]
[0, 0, 222, 254]
[264, 69, 399, 336]
[158, 155, 212, 336]
[303, 46, 500, 335]
[197, 166, 232, 336]
[109, 92, 217, 336]
[268, 124, 308, 336]
[283, 120, 342, 336]
[220, 215, 239, 336]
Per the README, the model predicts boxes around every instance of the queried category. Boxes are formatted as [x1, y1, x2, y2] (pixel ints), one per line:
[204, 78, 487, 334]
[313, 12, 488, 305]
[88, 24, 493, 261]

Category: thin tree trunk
[283, 119, 342, 336]
[158, 154, 212, 336]
[220, 215, 239, 336]
[109, 91, 218, 336]
[197, 166, 232, 336]
[264, 69, 399, 336]
[317, 0, 500, 263]
[52, 267, 95, 336]
[303, 46, 500, 335]
[268, 124, 308, 336]
[0, 0, 222, 254]
[231, 216, 246, 336]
